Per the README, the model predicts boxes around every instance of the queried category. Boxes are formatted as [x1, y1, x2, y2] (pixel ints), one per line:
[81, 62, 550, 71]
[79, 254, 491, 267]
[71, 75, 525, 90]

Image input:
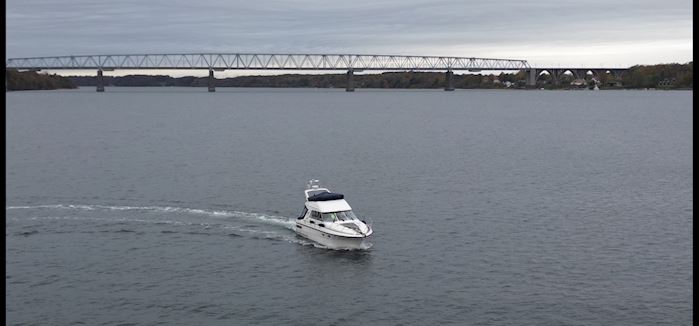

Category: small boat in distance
[295, 180, 373, 249]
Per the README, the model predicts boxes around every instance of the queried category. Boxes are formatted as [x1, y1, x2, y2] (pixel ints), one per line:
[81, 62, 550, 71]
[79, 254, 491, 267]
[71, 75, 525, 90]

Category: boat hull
[295, 222, 369, 249]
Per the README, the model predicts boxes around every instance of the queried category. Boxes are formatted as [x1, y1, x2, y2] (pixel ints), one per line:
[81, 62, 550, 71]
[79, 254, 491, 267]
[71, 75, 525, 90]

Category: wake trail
[6, 203, 295, 230]
[7, 204, 373, 250]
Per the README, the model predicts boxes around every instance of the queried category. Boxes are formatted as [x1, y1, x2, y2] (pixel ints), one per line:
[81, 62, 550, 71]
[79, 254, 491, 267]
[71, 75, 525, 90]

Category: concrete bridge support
[594, 70, 608, 80]
[444, 70, 455, 91]
[611, 70, 625, 80]
[549, 69, 562, 86]
[346, 70, 354, 92]
[575, 70, 588, 80]
[612, 70, 625, 87]
[527, 69, 537, 86]
[96, 70, 105, 92]
[208, 69, 216, 92]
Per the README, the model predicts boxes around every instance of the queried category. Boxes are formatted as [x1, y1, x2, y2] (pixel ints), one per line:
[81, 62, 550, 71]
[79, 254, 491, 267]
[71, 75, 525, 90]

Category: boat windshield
[321, 210, 358, 222]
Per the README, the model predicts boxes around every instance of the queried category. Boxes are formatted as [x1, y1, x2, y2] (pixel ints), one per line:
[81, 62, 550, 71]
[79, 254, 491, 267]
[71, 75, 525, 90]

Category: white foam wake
[6, 204, 295, 229]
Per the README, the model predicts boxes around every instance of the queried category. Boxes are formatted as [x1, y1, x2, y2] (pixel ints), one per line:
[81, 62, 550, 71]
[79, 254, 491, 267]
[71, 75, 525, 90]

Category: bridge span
[6, 53, 628, 91]
[6, 53, 531, 92]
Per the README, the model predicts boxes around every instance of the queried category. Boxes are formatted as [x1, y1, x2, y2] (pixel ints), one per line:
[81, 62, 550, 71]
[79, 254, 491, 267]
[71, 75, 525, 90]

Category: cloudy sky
[6, 0, 693, 76]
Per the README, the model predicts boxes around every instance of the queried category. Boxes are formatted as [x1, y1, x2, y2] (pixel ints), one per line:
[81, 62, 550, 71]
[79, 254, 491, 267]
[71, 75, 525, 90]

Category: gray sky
[6, 0, 693, 76]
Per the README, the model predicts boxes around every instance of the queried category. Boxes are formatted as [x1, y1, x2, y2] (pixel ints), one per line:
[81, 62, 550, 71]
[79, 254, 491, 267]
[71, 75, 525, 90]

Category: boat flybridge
[295, 180, 373, 249]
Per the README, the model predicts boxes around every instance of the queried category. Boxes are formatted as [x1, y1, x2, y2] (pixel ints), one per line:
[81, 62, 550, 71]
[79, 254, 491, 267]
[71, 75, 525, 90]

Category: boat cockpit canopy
[307, 192, 344, 201]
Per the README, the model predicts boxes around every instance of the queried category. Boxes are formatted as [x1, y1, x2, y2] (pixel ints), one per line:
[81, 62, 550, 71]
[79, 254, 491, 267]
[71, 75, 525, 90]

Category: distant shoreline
[10, 86, 692, 92]
[6, 62, 693, 91]
[67, 86, 691, 90]
[7, 85, 694, 92]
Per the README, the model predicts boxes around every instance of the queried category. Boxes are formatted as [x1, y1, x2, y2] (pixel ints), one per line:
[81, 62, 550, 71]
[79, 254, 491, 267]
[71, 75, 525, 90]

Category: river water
[6, 87, 693, 325]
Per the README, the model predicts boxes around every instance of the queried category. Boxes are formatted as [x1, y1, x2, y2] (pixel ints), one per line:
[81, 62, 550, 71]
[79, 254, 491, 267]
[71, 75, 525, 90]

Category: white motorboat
[295, 180, 373, 249]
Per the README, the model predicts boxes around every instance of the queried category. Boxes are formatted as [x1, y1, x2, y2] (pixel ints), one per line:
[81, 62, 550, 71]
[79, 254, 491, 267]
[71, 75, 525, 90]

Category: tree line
[6, 69, 77, 91]
[620, 62, 693, 89]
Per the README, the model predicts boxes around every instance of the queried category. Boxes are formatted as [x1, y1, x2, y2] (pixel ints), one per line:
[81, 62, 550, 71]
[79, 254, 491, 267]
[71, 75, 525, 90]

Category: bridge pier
[577, 69, 589, 81]
[550, 69, 561, 86]
[346, 70, 354, 92]
[96, 69, 105, 92]
[444, 70, 455, 91]
[527, 68, 537, 87]
[595, 69, 609, 80]
[611, 70, 625, 79]
[208, 69, 216, 92]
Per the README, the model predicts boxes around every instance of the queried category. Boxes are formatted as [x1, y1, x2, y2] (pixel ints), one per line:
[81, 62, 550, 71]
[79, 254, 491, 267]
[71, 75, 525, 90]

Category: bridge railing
[6, 53, 530, 71]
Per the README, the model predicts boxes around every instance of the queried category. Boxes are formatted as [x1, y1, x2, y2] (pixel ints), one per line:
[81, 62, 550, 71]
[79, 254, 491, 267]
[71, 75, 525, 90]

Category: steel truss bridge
[5, 53, 628, 92]
[5, 53, 533, 92]
[6, 53, 530, 71]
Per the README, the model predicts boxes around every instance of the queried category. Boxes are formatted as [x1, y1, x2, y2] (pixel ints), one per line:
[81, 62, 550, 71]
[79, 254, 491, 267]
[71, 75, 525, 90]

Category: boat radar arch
[306, 179, 321, 189]
[304, 179, 332, 200]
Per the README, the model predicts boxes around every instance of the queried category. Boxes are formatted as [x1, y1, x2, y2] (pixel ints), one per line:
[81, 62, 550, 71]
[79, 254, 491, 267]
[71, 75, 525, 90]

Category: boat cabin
[299, 188, 359, 224]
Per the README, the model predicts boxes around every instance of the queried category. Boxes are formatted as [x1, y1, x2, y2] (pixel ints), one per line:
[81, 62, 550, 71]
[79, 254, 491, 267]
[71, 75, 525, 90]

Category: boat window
[321, 212, 338, 222]
[340, 211, 358, 221]
[322, 210, 357, 222]
[311, 211, 322, 220]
